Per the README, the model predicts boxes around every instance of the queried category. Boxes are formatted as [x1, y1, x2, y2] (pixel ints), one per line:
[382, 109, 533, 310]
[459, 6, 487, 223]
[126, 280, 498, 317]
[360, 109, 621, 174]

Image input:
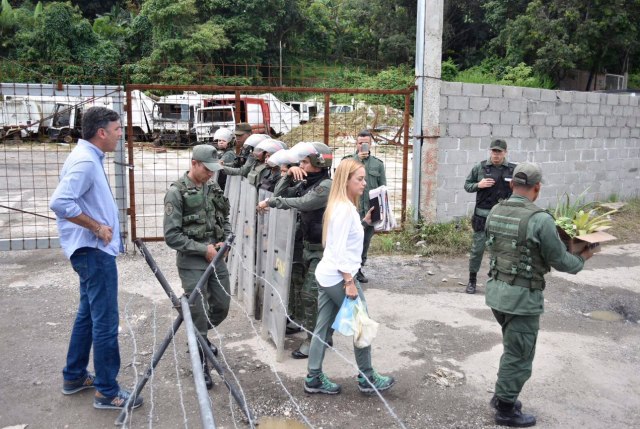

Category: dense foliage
[1, 0, 639, 89]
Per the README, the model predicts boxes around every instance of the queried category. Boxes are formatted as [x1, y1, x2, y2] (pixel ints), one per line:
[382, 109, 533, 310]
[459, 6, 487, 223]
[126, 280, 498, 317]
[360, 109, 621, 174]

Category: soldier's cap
[234, 123, 253, 135]
[192, 145, 223, 172]
[512, 162, 542, 185]
[490, 139, 507, 151]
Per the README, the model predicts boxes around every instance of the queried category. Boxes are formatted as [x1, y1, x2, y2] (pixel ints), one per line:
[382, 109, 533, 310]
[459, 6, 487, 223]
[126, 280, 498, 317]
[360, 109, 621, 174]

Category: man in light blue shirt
[50, 106, 142, 410]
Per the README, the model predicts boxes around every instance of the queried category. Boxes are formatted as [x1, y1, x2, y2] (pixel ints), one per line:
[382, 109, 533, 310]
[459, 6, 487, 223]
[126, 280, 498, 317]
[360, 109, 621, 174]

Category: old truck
[0, 96, 42, 138]
[47, 91, 154, 142]
[152, 91, 214, 145]
[284, 100, 318, 123]
[194, 93, 300, 143]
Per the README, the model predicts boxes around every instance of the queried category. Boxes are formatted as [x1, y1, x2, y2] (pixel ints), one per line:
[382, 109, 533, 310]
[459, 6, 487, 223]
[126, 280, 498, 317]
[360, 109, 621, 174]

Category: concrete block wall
[436, 82, 640, 221]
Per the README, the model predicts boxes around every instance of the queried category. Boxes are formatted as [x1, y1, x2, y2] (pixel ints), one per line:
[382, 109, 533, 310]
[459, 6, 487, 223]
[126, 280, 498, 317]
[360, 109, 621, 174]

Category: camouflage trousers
[287, 225, 305, 323]
[299, 242, 324, 337]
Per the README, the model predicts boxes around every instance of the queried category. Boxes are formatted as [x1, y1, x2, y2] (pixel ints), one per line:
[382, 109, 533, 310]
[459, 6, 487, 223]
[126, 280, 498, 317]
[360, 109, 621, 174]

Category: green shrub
[629, 72, 640, 89]
[370, 217, 472, 257]
[441, 58, 458, 81]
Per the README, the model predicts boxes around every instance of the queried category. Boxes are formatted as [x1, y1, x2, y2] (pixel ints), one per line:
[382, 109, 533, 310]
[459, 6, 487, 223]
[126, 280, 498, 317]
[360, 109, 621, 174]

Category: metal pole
[402, 93, 411, 224]
[181, 296, 217, 428]
[126, 88, 138, 243]
[133, 239, 255, 424]
[194, 330, 256, 426]
[323, 93, 330, 147]
[134, 239, 181, 307]
[412, 0, 426, 221]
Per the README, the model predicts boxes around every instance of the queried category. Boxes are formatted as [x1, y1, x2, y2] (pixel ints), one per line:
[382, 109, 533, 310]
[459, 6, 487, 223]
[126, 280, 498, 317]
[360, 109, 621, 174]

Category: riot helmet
[243, 133, 270, 149]
[266, 148, 298, 167]
[239, 133, 270, 160]
[290, 141, 333, 169]
[213, 127, 234, 150]
[254, 139, 286, 156]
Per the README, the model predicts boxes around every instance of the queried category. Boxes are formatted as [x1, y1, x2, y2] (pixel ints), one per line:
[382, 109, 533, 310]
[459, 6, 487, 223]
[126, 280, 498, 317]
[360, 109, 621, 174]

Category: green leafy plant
[552, 190, 616, 237]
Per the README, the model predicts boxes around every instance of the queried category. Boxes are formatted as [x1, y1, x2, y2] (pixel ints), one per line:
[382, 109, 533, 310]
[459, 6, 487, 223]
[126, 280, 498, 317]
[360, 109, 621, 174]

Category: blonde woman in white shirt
[304, 158, 395, 395]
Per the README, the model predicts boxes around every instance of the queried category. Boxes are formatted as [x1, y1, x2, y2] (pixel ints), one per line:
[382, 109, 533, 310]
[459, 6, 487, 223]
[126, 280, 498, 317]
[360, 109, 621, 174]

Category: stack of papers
[368, 186, 397, 231]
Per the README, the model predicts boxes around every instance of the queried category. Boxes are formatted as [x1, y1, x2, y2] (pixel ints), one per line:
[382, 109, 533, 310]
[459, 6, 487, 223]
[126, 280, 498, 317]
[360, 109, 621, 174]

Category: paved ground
[1, 241, 639, 429]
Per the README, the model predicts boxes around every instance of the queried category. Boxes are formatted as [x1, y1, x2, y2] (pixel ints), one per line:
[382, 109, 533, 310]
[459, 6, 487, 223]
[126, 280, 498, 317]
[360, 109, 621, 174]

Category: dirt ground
[1, 240, 639, 429]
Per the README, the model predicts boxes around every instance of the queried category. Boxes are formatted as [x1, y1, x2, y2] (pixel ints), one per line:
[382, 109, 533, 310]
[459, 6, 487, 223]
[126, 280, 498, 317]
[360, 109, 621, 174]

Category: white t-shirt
[315, 201, 364, 287]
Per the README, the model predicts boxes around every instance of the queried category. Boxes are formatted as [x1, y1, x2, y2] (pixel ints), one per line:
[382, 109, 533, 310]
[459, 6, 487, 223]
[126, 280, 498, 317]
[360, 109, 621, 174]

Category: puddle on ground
[257, 417, 308, 429]
[587, 310, 624, 322]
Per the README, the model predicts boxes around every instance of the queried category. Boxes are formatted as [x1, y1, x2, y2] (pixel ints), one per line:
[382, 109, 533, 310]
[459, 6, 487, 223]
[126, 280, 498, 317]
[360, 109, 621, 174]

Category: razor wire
[202, 243, 408, 429]
[148, 302, 158, 429]
[123, 241, 407, 428]
[121, 295, 142, 428]
[195, 278, 314, 429]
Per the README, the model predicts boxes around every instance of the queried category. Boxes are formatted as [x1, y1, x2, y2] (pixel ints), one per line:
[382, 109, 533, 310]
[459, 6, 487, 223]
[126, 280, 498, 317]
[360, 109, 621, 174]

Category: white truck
[0, 96, 42, 138]
[284, 101, 317, 123]
[194, 93, 300, 143]
[47, 91, 154, 142]
[152, 91, 214, 145]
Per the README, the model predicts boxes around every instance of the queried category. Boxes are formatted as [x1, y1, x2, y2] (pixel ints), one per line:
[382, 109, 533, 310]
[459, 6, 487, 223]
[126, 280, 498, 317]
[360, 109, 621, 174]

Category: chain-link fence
[1, 63, 414, 249]
[0, 83, 128, 250]
[126, 84, 413, 242]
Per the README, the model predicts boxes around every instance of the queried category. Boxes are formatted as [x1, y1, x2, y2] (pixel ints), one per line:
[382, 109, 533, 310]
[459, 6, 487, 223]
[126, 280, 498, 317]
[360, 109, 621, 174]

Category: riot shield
[254, 189, 273, 320]
[225, 175, 243, 295]
[261, 208, 297, 362]
[237, 180, 258, 316]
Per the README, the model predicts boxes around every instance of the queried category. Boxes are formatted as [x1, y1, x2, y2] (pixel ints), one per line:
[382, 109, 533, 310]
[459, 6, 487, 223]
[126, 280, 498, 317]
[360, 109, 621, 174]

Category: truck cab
[194, 105, 236, 143]
[48, 102, 83, 142]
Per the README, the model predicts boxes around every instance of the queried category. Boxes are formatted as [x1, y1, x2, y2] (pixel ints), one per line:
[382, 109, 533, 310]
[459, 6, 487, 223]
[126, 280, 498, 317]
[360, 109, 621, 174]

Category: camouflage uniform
[163, 173, 232, 337]
[267, 171, 332, 354]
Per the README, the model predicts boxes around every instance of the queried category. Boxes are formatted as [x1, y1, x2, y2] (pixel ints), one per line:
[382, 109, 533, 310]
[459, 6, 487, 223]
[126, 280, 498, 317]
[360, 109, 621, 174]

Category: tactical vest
[172, 177, 230, 242]
[297, 176, 331, 245]
[486, 199, 548, 290]
[476, 161, 516, 210]
[259, 169, 281, 192]
[246, 163, 268, 187]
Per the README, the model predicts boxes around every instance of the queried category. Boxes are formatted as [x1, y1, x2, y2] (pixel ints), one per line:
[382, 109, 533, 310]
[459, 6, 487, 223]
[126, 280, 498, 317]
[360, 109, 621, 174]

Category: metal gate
[0, 83, 128, 251]
[126, 83, 413, 243]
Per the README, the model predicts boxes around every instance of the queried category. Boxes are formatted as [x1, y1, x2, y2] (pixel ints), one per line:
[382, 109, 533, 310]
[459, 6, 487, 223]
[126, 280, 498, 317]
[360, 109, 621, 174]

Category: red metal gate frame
[125, 84, 414, 242]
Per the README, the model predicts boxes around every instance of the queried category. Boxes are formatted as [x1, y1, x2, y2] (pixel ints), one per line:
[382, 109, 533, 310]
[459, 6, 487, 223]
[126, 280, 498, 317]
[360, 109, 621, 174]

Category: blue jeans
[63, 248, 120, 396]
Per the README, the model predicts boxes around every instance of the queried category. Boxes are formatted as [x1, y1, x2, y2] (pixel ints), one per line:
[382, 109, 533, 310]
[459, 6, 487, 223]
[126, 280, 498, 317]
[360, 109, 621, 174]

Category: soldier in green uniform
[223, 133, 270, 187]
[257, 142, 333, 358]
[484, 163, 594, 427]
[163, 145, 232, 390]
[257, 144, 304, 333]
[232, 122, 253, 164]
[342, 130, 386, 283]
[464, 139, 516, 294]
[212, 127, 236, 190]
[257, 139, 287, 192]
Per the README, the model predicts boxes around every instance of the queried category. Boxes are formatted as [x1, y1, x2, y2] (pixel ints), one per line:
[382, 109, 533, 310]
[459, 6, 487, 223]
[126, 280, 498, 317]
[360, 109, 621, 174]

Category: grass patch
[369, 217, 472, 257]
[607, 197, 640, 243]
[370, 196, 640, 257]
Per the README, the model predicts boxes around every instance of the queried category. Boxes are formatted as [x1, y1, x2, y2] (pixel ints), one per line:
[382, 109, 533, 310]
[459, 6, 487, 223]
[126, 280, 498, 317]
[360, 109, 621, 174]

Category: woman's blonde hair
[322, 158, 364, 246]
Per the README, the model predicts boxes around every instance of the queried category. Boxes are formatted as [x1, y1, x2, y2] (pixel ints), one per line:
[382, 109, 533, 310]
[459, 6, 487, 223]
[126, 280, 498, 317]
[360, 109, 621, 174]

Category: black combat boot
[198, 347, 214, 390]
[490, 394, 522, 411]
[495, 398, 536, 427]
[355, 269, 368, 283]
[466, 272, 477, 294]
[206, 338, 219, 357]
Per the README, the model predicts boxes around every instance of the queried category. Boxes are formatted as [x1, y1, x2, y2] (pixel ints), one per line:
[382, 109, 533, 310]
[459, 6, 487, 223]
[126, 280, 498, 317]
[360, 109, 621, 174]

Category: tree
[13, 2, 120, 83]
[136, 0, 229, 83]
[490, 0, 640, 85]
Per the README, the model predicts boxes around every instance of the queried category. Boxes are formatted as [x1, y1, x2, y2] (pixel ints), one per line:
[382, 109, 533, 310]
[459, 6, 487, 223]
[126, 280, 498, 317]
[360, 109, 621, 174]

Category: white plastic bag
[332, 297, 357, 336]
[353, 299, 379, 348]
